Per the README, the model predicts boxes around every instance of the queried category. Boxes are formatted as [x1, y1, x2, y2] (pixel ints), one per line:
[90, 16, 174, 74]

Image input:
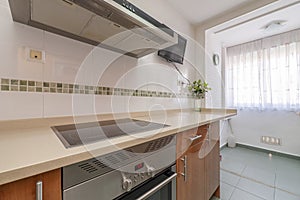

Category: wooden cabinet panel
[204, 121, 220, 199]
[205, 140, 220, 199]
[176, 125, 208, 200]
[177, 141, 206, 200]
[176, 122, 220, 200]
[0, 169, 62, 200]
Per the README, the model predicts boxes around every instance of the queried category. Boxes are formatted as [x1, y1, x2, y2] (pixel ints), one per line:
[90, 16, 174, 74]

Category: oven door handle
[135, 173, 177, 200]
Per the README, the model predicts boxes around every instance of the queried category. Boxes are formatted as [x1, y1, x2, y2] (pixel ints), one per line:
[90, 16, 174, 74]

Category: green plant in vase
[188, 80, 211, 111]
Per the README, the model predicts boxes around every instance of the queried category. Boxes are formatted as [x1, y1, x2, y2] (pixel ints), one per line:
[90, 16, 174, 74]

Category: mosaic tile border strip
[1, 78, 193, 98]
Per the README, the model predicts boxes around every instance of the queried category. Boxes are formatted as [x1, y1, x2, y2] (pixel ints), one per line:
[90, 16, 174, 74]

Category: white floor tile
[220, 158, 246, 175]
[221, 147, 300, 200]
[236, 177, 274, 200]
[242, 165, 276, 187]
[220, 148, 233, 160]
[230, 188, 264, 200]
[227, 147, 276, 171]
[221, 170, 240, 186]
[276, 172, 300, 196]
[220, 182, 235, 200]
[274, 156, 300, 178]
[246, 155, 277, 171]
[275, 189, 300, 200]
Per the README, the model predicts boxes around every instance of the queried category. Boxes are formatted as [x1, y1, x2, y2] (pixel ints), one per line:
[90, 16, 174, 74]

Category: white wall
[205, 32, 231, 148]
[0, 0, 197, 120]
[196, 0, 300, 156]
[194, 0, 282, 100]
[204, 30, 300, 156]
[205, 32, 300, 156]
[230, 111, 300, 156]
[204, 31, 223, 108]
[128, 0, 206, 84]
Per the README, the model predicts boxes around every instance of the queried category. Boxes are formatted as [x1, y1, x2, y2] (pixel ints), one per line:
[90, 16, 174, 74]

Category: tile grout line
[223, 175, 266, 200]
[230, 168, 242, 200]
[231, 164, 268, 200]
[222, 166, 273, 200]
[276, 187, 300, 198]
[221, 147, 300, 199]
[226, 165, 244, 200]
[240, 164, 247, 176]
[221, 168, 276, 189]
[228, 186, 236, 200]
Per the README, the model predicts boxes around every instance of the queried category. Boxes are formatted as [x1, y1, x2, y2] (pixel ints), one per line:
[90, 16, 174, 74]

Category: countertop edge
[0, 109, 237, 185]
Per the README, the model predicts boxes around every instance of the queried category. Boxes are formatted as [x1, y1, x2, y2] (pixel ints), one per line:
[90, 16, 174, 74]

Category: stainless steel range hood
[8, 0, 178, 58]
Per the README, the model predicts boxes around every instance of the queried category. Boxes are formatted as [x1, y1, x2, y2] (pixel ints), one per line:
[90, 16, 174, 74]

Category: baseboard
[236, 143, 300, 160]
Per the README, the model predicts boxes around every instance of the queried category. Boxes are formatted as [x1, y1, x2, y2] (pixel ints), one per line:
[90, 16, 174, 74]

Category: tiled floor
[220, 146, 300, 200]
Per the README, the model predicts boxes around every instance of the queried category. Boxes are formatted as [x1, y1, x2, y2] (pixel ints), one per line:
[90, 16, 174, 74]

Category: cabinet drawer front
[176, 125, 209, 155]
[0, 169, 62, 200]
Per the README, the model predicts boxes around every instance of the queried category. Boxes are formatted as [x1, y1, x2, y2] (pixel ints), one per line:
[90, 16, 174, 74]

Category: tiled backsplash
[1, 78, 192, 98]
[0, 0, 196, 120]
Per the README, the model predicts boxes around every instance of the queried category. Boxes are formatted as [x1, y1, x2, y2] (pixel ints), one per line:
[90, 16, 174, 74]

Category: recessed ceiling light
[263, 20, 287, 32]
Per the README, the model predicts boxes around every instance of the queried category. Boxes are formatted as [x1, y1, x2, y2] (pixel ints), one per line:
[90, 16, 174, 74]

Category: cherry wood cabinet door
[176, 122, 220, 200]
[204, 121, 220, 199]
[176, 125, 209, 200]
[205, 140, 220, 199]
[177, 141, 206, 200]
[0, 169, 62, 200]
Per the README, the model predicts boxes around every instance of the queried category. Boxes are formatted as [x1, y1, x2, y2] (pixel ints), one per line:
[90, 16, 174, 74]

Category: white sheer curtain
[225, 29, 300, 111]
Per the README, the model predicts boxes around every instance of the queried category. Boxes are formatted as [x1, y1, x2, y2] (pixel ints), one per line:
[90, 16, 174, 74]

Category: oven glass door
[115, 170, 177, 200]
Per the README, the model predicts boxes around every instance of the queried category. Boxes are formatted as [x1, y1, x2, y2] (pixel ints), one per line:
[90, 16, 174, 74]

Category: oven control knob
[147, 166, 155, 177]
[122, 178, 133, 192]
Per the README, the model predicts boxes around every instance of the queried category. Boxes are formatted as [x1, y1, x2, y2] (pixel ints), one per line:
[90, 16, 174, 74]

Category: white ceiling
[165, 0, 256, 24]
[215, 2, 300, 47]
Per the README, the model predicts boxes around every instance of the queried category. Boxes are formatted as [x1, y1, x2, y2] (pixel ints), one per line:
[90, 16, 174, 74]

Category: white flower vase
[194, 98, 205, 111]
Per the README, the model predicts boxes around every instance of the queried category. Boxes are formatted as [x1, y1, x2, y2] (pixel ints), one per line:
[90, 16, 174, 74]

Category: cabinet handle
[36, 181, 43, 200]
[189, 135, 202, 142]
[180, 155, 188, 182]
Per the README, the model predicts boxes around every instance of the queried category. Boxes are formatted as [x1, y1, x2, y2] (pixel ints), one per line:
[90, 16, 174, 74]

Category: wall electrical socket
[26, 48, 45, 63]
[261, 136, 281, 146]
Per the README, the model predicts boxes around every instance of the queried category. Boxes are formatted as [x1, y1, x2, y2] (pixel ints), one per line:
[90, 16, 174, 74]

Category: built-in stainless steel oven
[63, 135, 176, 200]
[115, 164, 176, 200]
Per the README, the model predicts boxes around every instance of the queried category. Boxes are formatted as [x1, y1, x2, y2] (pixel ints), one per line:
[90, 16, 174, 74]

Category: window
[225, 29, 300, 111]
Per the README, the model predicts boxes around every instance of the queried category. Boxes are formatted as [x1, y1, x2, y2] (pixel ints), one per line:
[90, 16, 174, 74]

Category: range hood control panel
[116, 0, 136, 13]
[113, 0, 174, 37]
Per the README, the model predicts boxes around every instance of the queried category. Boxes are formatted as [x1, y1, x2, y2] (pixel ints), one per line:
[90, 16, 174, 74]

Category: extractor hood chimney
[8, 0, 178, 58]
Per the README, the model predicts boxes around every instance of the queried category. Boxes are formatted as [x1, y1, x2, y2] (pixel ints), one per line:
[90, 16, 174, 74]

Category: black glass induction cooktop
[51, 118, 169, 148]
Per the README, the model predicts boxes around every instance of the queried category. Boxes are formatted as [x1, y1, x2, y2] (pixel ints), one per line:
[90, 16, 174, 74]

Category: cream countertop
[0, 109, 236, 185]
